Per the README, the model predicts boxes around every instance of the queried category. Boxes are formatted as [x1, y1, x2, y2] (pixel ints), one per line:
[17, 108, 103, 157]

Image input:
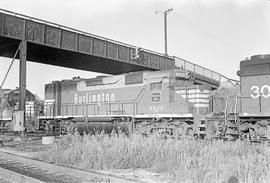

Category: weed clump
[38, 132, 270, 183]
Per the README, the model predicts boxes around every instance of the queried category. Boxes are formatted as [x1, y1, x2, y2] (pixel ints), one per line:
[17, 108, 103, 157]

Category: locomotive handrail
[136, 88, 145, 104]
[53, 101, 138, 117]
[210, 95, 266, 115]
[61, 101, 138, 106]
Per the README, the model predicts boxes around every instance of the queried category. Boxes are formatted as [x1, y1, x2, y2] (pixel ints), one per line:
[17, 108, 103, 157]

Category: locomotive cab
[137, 70, 193, 116]
[136, 69, 213, 116]
[240, 54, 270, 116]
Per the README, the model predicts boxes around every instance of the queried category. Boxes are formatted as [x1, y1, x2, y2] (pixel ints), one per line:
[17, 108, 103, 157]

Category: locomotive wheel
[161, 130, 172, 139]
[186, 127, 194, 137]
[240, 132, 249, 141]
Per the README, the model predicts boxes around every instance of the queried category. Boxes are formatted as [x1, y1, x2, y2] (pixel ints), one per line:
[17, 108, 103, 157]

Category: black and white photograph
[0, 0, 270, 182]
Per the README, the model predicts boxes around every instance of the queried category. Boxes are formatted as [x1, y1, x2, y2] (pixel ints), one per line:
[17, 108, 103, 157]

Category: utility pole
[156, 8, 173, 56]
[164, 8, 173, 56]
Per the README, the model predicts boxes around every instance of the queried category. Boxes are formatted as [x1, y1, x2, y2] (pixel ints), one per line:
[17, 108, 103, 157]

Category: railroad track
[0, 150, 145, 183]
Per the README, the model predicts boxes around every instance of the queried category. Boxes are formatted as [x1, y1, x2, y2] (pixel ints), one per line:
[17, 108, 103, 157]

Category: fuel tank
[74, 121, 131, 135]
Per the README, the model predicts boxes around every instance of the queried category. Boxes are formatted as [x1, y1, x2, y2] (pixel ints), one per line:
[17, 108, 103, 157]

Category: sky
[0, 0, 270, 98]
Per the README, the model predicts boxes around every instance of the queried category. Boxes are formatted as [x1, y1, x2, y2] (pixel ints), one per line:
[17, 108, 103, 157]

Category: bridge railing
[174, 56, 221, 83]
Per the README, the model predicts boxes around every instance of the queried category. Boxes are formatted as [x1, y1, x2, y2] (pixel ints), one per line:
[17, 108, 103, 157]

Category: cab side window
[243, 63, 270, 76]
[150, 82, 162, 90]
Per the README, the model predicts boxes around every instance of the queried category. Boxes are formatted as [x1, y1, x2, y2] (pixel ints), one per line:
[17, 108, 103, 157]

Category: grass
[38, 132, 270, 183]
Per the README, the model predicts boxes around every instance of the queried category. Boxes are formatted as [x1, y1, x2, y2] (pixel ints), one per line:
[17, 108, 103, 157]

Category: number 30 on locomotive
[251, 85, 270, 98]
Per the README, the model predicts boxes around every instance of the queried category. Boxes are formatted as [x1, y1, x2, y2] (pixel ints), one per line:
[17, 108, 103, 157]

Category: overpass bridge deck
[0, 8, 222, 87]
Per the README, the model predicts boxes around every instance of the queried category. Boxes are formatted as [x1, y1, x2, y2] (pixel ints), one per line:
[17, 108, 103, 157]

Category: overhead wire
[0, 46, 20, 89]
[178, 13, 231, 46]
[177, 13, 241, 83]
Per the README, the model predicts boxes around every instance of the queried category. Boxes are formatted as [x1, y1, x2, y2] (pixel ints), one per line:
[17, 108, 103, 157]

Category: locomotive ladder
[197, 120, 206, 139]
[224, 96, 240, 139]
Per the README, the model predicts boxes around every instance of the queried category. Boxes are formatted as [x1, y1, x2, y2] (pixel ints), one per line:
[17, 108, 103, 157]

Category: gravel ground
[0, 135, 55, 158]
[0, 177, 12, 183]
[0, 135, 173, 183]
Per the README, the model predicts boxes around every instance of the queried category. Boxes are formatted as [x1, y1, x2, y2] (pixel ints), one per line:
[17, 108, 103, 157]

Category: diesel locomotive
[1, 54, 270, 140]
[237, 54, 270, 140]
[40, 54, 270, 140]
[42, 67, 216, 136]
[204, 54, 270, 140]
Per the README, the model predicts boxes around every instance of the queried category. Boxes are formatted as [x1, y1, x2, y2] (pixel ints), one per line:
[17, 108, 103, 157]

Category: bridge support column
[19, 40, 27, 128]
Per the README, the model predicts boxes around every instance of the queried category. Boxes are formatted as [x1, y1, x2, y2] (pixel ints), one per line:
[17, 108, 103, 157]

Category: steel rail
[0, 166, 44, 183]
[0, 150, 145, 183]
